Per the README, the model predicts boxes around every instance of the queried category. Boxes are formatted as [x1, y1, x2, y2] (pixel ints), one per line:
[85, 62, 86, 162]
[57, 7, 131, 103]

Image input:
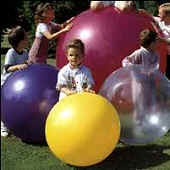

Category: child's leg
[1, 121, 9, 137]
[1, 84, 9, 137]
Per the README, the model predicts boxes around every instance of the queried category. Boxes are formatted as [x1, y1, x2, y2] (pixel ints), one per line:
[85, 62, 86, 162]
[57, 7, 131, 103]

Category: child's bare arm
[122, 56, 133, 67]
[7, 64, 28, 72]
[61, 17, 75, 29]
[83, 83, 95, 93]
[138, 9, 153, 17]
[43, 23, 72, 40]
[60, 87, 77, 96]
[25, 60, 34, 65]
[84, 88, 95, 94]
[157, 37, 170, 45]
[122, 51, 140, 67]
[137, 10, 163, 35]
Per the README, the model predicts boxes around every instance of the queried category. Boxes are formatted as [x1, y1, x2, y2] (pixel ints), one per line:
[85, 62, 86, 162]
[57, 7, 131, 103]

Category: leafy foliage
[3, 1, 169, 34]
[1, 1, 170, 51]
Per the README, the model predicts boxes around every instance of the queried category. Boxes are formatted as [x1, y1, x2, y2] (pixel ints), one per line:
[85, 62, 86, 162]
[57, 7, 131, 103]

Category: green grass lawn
[1, 39, 170, 170]
[1, 35, 11, 49]
[1, 132, 170, 170]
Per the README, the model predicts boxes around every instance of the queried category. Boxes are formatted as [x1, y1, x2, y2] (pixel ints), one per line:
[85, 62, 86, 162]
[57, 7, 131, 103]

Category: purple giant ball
[1, 64, 59, 143]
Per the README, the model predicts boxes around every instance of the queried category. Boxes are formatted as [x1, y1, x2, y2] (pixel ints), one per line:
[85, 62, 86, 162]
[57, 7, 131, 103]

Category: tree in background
[1, 0, 169, 55]
[2, 1, 169, 34]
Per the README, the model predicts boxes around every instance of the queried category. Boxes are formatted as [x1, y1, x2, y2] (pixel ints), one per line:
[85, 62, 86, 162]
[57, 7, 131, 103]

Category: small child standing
[1, 26, 30, 137]
[56, 39, 95, 100]
[122, 29, 160, 71]
[122, 29, 160, 124]
[28, 2, 73, 64]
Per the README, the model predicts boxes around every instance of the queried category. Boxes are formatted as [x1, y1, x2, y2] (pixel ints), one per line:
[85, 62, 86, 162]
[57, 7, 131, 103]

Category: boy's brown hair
[8, 26, 26, 49]
[139, 29, 157, 48]
[66, 39, 85, 54]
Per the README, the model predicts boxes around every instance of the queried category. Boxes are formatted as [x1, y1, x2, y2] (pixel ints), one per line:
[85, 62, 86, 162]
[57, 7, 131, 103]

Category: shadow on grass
[20, 137, 48, 146]
[74, 144, 170, 170]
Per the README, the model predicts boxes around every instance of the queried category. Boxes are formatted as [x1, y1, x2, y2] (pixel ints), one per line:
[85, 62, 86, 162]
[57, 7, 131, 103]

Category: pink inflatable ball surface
[56, 7, 167, 92]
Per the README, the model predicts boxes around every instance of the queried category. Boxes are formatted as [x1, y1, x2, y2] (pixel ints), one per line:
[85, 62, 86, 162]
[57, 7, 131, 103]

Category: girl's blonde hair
[159, 3, 170, 15]
[34, 2, 51, 25]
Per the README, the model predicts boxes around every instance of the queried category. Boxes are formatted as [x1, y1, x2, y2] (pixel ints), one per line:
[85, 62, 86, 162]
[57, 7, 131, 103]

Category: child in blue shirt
[1, 26, 30, 137]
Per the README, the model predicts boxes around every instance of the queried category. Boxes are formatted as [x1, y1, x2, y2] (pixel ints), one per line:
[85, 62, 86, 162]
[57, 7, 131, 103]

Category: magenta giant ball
[56, 7, 166, 92]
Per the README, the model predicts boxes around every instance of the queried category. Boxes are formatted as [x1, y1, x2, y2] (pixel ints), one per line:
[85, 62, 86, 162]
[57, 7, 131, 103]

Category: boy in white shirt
[57, 39, 95, 100]
[122, 29, 160, 71]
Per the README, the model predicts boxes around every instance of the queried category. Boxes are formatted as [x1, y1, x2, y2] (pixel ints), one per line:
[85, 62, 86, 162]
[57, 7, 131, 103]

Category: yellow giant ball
[45, 92, 120, 166]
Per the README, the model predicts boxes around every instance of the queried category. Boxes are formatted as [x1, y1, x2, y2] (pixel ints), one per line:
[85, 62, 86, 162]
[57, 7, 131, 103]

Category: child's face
[42, 5, 55, 22]
[158, 8, 170, 22]
[67, 48, 84, 68]
[159, 8, 165, 21]
[18, 33, 28, 49]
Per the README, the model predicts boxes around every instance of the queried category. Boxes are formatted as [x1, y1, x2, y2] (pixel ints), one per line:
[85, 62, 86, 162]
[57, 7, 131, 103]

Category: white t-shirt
[114, 1, 132, 10]
[101, 1, 115, 7]
[1, 48, 28, 86]
[92, 1, 131, 8]
[122, 47, 159, 71]
[90, 1, 134, 10]
[57, 64, 95, 100]
[35, 22, 59, 38]
[90, 1, 115, 8]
